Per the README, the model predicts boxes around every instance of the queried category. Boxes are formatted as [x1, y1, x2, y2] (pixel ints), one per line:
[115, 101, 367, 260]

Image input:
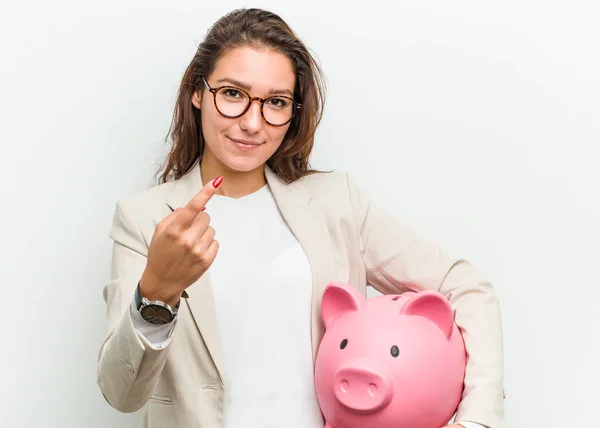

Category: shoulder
[115, 180, 176, 216]
[109, 180, 177, 241]
[295, 170, 348, 193]
[294, 169, 367, 212]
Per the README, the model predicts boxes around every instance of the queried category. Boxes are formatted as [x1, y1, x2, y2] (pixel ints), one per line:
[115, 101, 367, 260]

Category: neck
[200, 153, 267, 198]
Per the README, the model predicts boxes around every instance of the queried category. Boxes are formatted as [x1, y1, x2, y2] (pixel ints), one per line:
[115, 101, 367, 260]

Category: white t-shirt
[131, 183, 324, 428]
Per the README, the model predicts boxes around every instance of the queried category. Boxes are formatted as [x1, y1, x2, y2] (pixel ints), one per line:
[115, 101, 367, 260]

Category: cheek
[266, 124, 291, 145]
[200, 93, 223, 126]
[201, 110, 229, 142]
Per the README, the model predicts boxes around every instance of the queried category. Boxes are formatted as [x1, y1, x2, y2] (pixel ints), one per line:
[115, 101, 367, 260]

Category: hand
[139, 176, 223, 307]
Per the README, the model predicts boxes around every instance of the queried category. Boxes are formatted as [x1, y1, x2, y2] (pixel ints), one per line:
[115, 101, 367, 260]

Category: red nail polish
[201, 207, 206, 211]
[212, 176, 223, 188]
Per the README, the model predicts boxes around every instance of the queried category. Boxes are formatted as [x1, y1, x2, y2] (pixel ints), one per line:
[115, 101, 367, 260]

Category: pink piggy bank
[314, 281, 466, 428]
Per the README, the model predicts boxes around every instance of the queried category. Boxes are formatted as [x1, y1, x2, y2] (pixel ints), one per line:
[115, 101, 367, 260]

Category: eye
[266, 97, 290, 109]
[222, 88, 243, 99]
[390, 345, 400, 358]
[340, 339, 348, 350]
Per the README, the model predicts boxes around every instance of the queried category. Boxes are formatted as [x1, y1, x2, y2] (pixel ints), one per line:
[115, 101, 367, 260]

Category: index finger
[185, 175, 223, 212]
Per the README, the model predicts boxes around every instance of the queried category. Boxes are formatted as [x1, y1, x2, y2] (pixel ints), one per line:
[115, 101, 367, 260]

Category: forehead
[211, 46, 296, 94]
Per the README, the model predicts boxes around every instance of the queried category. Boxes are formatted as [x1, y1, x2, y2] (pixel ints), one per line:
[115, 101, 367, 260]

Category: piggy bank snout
[332, 362, 393, 414]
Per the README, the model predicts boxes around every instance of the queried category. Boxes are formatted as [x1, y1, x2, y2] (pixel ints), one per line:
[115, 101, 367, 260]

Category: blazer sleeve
[345, 173, 505, 428]
[96, 200, 175, 412]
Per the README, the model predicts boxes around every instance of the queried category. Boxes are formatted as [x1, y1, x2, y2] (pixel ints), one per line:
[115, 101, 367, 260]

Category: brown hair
[157, 8, 327, 184]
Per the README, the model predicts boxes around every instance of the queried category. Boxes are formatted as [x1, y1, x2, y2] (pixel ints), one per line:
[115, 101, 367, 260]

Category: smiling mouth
[228, 137, 263, 149]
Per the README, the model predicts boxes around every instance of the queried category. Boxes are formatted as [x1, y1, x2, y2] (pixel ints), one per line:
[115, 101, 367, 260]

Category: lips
[227, 136, 264, 151]
[229, 137, 261, 146]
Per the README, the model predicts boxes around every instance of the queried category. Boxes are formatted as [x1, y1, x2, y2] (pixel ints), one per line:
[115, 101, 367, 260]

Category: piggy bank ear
[321, 281, 364, 328]
[399, 290, 454, 338]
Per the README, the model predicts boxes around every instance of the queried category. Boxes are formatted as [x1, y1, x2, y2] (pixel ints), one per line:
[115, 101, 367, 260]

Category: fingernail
[212, 176, 223, 188]
[201, 207, 206, 211]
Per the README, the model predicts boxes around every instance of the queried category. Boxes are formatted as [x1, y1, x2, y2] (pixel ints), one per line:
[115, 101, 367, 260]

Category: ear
[399, 290, 454, 338]
[192, 90, 202, 109]
[321, 281, 364, 328]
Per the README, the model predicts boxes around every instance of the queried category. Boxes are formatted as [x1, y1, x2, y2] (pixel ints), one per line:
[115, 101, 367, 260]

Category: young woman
[97, 8, 504, 428]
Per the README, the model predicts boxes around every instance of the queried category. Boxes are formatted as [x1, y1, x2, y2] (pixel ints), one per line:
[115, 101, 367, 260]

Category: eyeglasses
[202, 77, 301, 127]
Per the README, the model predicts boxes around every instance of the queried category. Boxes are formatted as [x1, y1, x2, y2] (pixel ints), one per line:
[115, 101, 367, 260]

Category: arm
[346, 173, 504, 428]
[96, 200, 176, 412]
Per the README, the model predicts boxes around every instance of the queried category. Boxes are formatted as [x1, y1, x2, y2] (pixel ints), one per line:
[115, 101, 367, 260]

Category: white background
[1, 0, 599, 426]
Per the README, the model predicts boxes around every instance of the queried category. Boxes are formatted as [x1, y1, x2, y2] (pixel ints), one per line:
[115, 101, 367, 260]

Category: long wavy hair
[157, 8, 327, 184]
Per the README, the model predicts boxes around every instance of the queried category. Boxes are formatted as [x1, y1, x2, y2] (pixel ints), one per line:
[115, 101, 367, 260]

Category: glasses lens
[263, 97, 295, 126]
[215, 88, 250, 117]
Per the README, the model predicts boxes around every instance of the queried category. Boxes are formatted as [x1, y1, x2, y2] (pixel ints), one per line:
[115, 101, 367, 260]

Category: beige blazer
[97, 161, 505, 428]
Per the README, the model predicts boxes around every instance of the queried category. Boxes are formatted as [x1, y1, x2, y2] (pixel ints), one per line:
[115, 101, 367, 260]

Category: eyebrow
[215, 77, 294, 98]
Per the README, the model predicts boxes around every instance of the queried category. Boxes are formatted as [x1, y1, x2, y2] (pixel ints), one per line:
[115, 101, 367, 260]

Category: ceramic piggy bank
[314, 281, 466, 428]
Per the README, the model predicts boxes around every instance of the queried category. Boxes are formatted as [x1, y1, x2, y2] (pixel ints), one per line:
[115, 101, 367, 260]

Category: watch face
[140, 304, 173, 324]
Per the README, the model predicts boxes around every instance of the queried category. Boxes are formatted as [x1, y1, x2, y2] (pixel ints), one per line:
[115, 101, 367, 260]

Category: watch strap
[135, 281, 143, 311]
[135, 281, 188, 310]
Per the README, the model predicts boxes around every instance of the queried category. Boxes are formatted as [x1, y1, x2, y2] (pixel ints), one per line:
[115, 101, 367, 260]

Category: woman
[97, 8, 504, 428]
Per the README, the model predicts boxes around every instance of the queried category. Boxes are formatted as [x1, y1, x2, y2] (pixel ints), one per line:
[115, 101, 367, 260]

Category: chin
[221, 155, 268, 173]
[220, 145, 279, 173]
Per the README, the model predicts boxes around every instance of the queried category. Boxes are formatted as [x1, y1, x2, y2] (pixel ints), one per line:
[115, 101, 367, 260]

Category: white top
[131, 183, 324, 428]
[130, 184, 485, 428]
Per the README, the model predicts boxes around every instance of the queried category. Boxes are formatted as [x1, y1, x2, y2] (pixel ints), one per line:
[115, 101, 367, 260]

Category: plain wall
[1, 0, 599, 426]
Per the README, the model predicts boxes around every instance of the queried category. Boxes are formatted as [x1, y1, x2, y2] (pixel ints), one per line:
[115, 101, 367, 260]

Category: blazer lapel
[265, 167, 337, 362]
[165, 161, 226, 384]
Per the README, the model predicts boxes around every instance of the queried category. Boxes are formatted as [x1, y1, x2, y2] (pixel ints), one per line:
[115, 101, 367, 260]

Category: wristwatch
[135, 282, 180, 325]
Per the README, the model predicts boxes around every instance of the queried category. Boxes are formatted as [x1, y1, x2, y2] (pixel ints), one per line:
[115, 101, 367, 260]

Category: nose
[332, 362, 393, 414]
[239, 100, 262, 133]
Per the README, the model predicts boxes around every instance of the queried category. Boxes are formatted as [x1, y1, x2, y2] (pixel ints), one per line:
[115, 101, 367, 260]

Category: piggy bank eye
[390, 345, 400, 358]
[340, 339, 348, 350]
